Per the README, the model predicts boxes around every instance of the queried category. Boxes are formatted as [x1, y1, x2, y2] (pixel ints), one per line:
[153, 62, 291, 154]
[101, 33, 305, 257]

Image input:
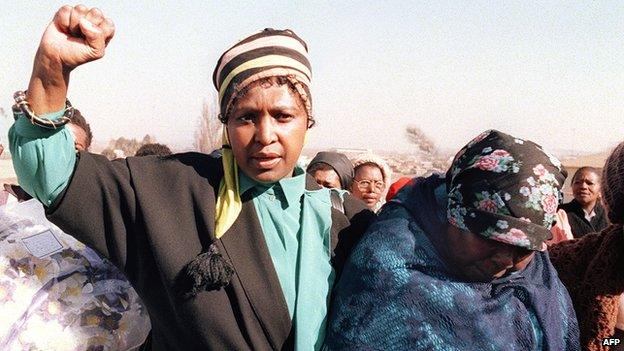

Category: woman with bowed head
[9, 5, 373, 350]
[325, 130, 580, 350]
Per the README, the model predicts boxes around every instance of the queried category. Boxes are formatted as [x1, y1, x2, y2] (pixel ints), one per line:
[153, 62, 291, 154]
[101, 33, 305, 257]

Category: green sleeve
[8, 109, 76, 207]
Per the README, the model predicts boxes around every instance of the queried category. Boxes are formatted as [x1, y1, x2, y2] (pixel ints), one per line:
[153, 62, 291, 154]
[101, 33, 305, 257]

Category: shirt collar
[239, 166, 307, 208]
[239, 170, 256, 196]
[583, 208, 596, 221]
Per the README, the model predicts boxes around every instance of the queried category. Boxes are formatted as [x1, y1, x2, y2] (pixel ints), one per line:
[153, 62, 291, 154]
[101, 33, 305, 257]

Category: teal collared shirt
[239, 168, 306, 318]
[9, 109, 75, 206]
[240, 168, 335, 350]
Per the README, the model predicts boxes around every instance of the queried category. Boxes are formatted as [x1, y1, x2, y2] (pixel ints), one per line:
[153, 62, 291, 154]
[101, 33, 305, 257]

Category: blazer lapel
[219, 198, 292, 349]
[305, 175, 344, 253]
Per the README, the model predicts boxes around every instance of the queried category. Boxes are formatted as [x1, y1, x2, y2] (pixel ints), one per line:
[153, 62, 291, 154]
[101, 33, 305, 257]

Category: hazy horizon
[2, 1, 622, 155]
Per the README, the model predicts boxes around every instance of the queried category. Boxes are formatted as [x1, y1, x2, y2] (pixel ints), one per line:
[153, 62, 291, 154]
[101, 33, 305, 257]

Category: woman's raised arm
[27, 4, 115, 114]
[9, 5, 115, 206]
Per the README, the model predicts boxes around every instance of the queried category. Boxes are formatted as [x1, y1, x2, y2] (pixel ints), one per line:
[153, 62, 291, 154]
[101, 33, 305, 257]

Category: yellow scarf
[215, 129, 241, 238]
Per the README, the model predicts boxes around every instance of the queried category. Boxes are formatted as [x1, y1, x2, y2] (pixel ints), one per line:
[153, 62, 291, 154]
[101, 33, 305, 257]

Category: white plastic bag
[0, 199, 151, 350]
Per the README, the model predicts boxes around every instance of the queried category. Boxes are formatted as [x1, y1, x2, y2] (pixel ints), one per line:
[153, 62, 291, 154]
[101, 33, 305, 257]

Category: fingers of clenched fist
[68, 4, 89, 37]
[85, 7, 105, 27]
[54, 5, 115, 51]
[102, 18, 115, 45]
[43, 5, 115, 69]
[73, 5, 114, 44]
[53, 6, 72, 30]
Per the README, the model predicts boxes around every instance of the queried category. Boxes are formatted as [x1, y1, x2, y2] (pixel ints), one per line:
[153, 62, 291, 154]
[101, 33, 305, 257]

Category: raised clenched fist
[38, 5, 115, 71]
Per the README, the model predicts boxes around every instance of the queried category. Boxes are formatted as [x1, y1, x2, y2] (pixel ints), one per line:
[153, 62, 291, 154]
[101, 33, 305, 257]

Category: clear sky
[1, 1, 622, 154]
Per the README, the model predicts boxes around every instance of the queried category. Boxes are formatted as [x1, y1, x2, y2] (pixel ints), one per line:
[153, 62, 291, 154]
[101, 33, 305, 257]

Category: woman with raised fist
[9, 5, 373, 350]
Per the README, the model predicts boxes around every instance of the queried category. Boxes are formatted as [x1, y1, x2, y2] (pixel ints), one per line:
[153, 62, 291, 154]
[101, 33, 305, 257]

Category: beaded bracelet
[12, 90, 73, 129]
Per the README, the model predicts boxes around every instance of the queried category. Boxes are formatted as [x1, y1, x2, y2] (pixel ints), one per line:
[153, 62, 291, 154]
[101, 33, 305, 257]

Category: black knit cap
[446, 130, 568, 251]
[307, 151, 354, 189]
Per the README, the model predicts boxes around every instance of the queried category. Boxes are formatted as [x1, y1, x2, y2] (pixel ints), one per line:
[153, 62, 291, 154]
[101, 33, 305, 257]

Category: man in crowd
[67, 109, 93, 151]
[135, 143, 172, 157]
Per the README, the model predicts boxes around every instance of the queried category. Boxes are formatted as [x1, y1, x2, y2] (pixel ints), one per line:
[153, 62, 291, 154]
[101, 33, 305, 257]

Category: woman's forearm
[26, 49, 70, 115]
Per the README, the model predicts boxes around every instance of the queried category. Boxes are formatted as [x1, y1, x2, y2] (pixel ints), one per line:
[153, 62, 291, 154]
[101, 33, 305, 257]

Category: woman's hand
[27, 5, 115, 114]
[548, 209, 574, 245]
[39, 5, 115, 71]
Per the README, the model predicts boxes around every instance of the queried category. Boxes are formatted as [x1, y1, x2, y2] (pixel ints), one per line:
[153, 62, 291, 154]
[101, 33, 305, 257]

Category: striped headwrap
[212, 28, 313, 120]
[212, 28, 313, 239]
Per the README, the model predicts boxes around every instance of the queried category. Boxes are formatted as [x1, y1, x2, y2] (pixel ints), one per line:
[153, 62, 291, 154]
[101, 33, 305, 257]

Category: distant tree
[105, 135, 154, 158]
[101, 148, 116, 160]
[405, 125, 437, 155]
[113, 137, 127, 150]
[142, 134, 154, 145]
[194, 96, 222, 154]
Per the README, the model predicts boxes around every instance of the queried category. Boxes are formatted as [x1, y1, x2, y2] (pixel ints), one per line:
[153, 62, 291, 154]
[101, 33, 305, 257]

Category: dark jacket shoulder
[126, 151, 223, 188]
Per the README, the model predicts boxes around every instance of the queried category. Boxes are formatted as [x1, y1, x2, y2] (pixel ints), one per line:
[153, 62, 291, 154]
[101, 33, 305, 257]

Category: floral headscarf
[446, 130, 567, 251]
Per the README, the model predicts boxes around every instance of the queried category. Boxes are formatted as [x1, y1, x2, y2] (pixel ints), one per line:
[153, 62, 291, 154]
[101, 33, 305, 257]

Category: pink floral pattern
[475, 157, 499, 171]
[497, 228, 531, 247]
[473, 191, 510, 215]
[518, 164, 561, 227]
[447, 130, 566, 251]
[533, 164, 548, 178]
[541, 195, 558, 215]
[470, 147, 521, 174]
[491, 150, 510, 157]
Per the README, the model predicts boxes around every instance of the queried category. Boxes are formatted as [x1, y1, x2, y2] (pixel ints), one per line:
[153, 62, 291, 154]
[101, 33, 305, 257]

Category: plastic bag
[0, 199, 151, 350]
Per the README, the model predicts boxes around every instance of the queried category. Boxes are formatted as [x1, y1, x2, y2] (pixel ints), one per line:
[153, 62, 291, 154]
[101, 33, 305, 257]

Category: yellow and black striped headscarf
[212, 29, 312, 238]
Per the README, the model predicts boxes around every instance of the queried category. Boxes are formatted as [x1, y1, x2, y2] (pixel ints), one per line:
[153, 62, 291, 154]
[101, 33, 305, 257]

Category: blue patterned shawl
[325, 175, 579, 351]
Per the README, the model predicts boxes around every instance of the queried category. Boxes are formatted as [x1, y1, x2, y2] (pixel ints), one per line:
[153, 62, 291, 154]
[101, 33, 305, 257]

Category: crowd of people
[2, 4, 623, 351]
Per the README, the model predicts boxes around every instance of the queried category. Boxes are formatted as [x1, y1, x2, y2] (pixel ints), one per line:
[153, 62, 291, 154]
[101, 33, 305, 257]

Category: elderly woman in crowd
[325, 130, 580, 350]
[350, 153, 392, 212]
[559, 166, 609, 238]
[9, 5, 372, 350]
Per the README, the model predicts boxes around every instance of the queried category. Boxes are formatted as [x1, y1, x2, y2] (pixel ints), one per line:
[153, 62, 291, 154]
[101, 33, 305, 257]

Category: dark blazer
[559, 199, 609, 238]
[46, 152, 374, 351]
